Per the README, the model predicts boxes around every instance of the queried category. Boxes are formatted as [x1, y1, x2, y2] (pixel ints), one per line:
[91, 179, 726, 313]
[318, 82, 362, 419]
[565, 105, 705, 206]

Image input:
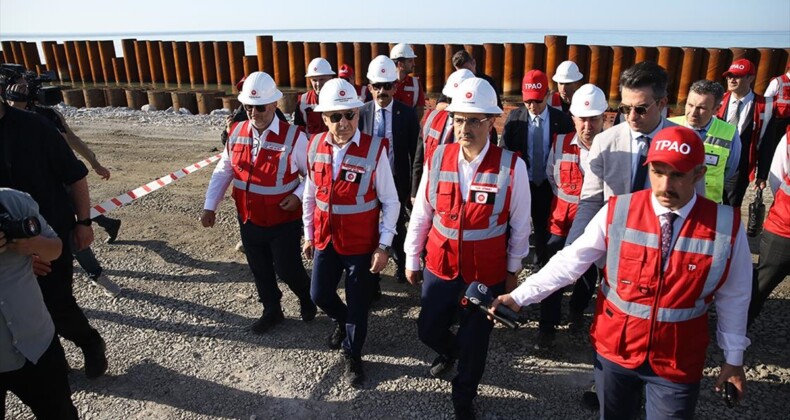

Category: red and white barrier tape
[90, 153, 221, 218]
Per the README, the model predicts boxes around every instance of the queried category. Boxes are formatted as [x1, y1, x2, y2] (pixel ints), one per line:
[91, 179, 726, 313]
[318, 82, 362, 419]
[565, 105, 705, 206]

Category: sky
[1, 0, 789, 36]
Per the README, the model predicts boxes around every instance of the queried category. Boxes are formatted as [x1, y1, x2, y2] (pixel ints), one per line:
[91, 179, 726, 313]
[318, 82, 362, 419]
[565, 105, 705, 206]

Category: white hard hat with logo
[552, 60, 583, 83]
[367, 55, 398, 83]
[445, 77, 502, 115]
[305, 57, 336, 78]
[237, 71, 283, 105]
[390, 43, 417, 59]
[442, 69, 475, 98]
[569, 83, 608, 117]
[313, 79, 365, 112]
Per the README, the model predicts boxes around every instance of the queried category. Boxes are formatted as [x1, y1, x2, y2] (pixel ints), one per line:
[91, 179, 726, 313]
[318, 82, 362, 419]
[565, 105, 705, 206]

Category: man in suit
[358, 55, 420, 284]
[500, 69, 573, 267]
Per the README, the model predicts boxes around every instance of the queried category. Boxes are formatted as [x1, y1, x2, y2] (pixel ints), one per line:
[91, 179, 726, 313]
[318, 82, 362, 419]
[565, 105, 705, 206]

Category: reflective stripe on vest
[403, 76, 420, 107]
[669, 117, 735, 203]
[551, 134, 581, 205]
[423, 110, 442, 141]
[774, 74, 790, 118]
[605, 193, 735, 322]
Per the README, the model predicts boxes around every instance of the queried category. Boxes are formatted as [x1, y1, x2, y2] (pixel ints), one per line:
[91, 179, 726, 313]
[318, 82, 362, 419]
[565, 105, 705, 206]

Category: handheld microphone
[461, 281, 521, 329]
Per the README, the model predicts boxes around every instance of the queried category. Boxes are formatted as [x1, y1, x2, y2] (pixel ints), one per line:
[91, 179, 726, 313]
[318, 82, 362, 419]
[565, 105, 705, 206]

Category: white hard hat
[552, 60, 583, 83]
[445, 77, 502, 115]
[569, 83, 608, 117]
[305, 57, 336, 78]
[390, 43, 417, 59]
[367, 55, 397, 83]
[313, 78, 365, 112]
[237, 71, 283, 105]
[442, 69, 475, 98]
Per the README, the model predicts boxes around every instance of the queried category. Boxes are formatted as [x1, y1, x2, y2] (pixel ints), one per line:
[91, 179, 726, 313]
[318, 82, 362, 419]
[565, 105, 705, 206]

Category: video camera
[0, 203, 41, 240]
[0, 63, 62, 106]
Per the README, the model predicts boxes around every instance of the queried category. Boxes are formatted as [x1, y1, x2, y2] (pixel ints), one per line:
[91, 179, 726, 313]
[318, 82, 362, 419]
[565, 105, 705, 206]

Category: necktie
[532, 116, 545, 185]
[660, 212, 678, 268]
[632, 135, 650, 192]
[377, 108, 386, 138]
[728, 100, 742, 128]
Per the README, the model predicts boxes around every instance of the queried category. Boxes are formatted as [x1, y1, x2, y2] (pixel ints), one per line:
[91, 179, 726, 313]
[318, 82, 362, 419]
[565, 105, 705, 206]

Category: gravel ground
[5, 105, 789, 419]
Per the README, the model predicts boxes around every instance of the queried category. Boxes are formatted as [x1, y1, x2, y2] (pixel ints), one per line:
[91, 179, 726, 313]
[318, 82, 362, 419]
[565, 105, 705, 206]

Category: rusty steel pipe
[424, 44, 444, 93]
[146, 40, 163, 84]
[336, 42, 354, 71]
[41, 41, 57, 71]
[53, 43, 70, 82]
[657, 47, 682, 104]
[503, 43, 525, 95]
[320, 42, 338, 72]
[112, 57, 127, 84]
[159, 41, 176, 85]
[703, 48, 732, 84]
[63, 41, 81, 83]
[370, 42, 388, 59]
[213, 42, 230, 85]
[243, 55, 257, 77]
[256, 35, 273, 74]
[227, 42, 245, 91]
[608, 47, 635, 102]
[444, 44, 463, 82]
[544, 35, 568, 90]
[353, 42, 371, 86]
[288, 42, 306, 89]
[134, 40, 151, 83]
[86, 41, 104, 83]
[756, 48, 782, 95]
[634, 46, 659, 64]
[272, 41, 290, 88]
[99, 40, 116, 83]
[483, 43, 504, 96]
[200, 42, 217, 84]
[676, 47, 703, 105]
[523, 42, 546, 76]
[186, 41, 203, 86]
[303, 42, 321, 74]
[568, 44, 591, 83]
[74, 41, 93, 83]
[412, 44, 426, 79]
[121, 39, 138, 83]
[588, 45, 612, 98]
[172, 41, 189, 86]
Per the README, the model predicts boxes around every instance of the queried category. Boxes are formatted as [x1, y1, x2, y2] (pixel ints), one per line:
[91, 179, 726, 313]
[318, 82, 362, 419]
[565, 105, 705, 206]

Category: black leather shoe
[453, 401, 476, 420]
[82, 336, 108, 379]
[328, 323, 346, 349]
[568, 309, 585, 332]
[248, 309, 284, 334]
[371, 282, 382, 302]
[343, 354, 364, 388]
[581, 384, 599, 410]
[429, 354, 456, 378]
[533, 330, 556, 350]
[104, 218, 121, 244]
[299, 298, 317, 322]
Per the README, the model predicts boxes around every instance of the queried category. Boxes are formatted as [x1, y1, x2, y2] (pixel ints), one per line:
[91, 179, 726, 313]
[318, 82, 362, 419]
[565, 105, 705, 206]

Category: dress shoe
[82, 336, 108, 379]
[533, 330, 556, 350]
[581, 384, 599, 410]
[299, 298, 317, 322]
[370, 282, 382, 302]
[568, 309, 585, 332]
[328, 323, 346, 349]
[453, 401, 476, 420]
[342, 354, 364, 387]
[429, 354, 456, 378]
[248, 309, 284, 334]
[104, 218, 121, 244]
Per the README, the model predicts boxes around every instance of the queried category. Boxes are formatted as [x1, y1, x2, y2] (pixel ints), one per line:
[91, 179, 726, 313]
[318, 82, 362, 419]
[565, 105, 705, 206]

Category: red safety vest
[297, 90, 328, 135]
[549, 91, 563, 111]
[764, 127, 790, 238]
[307, 131, 387, 255]
[421, 109, 453, 165]
[717, 91, 772, 181]
[591, 190, 739, 383]
[547, 132, 583, 236]
[394, 75, 425, 108]
[228, 120, 303, 227]
[424, 143, 517, 286]
[354, 84, 369, 103]
[771, 74, 790, 119]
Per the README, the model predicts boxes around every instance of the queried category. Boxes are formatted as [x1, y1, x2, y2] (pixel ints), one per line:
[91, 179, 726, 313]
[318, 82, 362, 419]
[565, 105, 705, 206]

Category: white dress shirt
[405, 140, 532, 273]
[546, 132, 591, 195]
[203, 118, 308, 212]
[769, 134, 789, 195]
[527, 106, 550, 181]
[301, 129, 400, 247]
[510, 193, 752, 365]
[726, 90, 754, 135]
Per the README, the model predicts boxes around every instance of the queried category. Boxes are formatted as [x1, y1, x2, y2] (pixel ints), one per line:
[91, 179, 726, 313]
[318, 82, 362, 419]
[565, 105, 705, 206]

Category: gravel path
[5, 105, 789, 419]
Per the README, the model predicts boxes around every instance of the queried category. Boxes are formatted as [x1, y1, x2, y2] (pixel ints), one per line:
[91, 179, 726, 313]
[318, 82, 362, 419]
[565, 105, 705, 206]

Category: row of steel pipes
[1, 35, 788, 105]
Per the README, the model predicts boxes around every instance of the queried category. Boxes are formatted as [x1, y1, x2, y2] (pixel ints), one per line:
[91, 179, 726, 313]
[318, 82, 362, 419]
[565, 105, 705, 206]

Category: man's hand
[754, 179, 766, 190]
[200, 210, 216, 228]
[491, 293, 521, 313]
[405, 269, 422, 286]
[370, 248, 388, 273]
[72, 224, 94, 251]
[302, 239, 314, 260]
[32, 255, 52, 277]
[505, 272, 519, 293]
[93, 164, 111, 180]
[715, 363, 746, 402]
[279, 194, 301, 212]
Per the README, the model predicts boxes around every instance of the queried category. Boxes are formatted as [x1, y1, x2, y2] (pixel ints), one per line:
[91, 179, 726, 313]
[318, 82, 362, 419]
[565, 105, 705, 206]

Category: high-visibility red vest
[764, 128, 790, 238]
[394, 75, 425, 108]
[591, 190, 740, 383]
[547, 132, 583, 236]
[424, 143, 518, 286]
[771, 74, 790, 119]
[717, 91, 772, 181]
[228, 120, 302, 227]
[297, 90, 328, 135]
[307, 131, 387, 255]
[353, 84, 369, 103]
[421, 109, 453, 165]
[549, 91, 563, 111]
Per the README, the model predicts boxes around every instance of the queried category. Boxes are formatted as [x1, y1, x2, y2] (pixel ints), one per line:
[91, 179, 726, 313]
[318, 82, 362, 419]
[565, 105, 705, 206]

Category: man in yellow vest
[669, 80, 742, 203]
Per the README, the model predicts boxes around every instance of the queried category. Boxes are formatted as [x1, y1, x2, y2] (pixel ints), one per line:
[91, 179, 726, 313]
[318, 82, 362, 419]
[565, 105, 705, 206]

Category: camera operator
[0, 188, 78, 419]
[0, 89, 109, 379]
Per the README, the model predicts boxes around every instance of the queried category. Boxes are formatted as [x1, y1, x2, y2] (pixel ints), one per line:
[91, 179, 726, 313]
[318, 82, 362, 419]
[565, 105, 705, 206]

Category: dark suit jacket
[499, 105, 574, 175]
[358, 100, 420, 204]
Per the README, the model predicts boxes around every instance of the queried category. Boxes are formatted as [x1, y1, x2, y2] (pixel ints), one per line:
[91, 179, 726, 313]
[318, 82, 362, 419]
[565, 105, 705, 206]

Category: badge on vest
[470, 185, 497, 204]
[262, 142, 286, 152]
[704, 153, 719, 166]
[340, 164, 366, 184]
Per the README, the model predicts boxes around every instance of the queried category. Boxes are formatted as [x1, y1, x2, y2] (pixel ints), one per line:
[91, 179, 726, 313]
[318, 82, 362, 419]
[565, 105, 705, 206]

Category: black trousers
[530, 181, 553, 265]
[390, 203, 410, 275]
[238, 219, 311, 312]
[748, 230, 790, 325]
[0, 338, 78, 420]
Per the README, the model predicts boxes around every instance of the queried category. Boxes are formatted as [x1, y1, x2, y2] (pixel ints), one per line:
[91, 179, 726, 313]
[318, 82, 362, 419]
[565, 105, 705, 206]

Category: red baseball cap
[338, 64, 354, 79]
[644, 126, 705, 173]
[522, 69, 548, 101]
[722, 59, 755, 77]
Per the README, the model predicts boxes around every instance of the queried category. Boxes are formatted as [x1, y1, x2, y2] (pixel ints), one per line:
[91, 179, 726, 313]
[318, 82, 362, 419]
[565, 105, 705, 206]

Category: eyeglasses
[452, 115, 491, 129]
[244, 104, 268, 112]
[370, 82, 395, 90]
[326, 111, 356, 123]
[618, 101, 657, 116]
[525, 99, 543, 105]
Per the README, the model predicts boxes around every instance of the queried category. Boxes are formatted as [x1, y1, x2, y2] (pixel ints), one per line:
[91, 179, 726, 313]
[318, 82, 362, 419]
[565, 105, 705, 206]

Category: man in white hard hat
[549, 60, 584, 116]
[302, 78, 400, 387]
[201, 71, 317, 334]
[295, 57, 336, 135]
[763, 62, 790, 164]
[358, 55, 420, 285]
[390, 43, 427, 122]
[404, 77, 531, 420]
[537, 84, 607, 349]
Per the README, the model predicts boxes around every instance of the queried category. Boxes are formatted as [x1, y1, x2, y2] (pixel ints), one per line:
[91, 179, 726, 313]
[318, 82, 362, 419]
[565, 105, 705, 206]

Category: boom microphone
[461, 281, 522, 329]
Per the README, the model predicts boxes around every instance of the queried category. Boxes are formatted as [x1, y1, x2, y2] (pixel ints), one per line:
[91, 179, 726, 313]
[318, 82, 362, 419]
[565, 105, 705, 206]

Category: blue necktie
[377, 108, 386, 138]
[633, 135, 650, 192]
[532, 116, 545, 185]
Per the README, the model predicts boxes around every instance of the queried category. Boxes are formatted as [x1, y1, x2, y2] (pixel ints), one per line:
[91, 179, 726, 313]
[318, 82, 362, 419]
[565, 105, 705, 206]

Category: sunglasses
[618, 101, 657, 116]
[452, 116, 491, 129]
[244, 104, 268, 112]
[370, 82, 395, 90]
[326, 111, 356, 123]
[525, 99, 543, 105]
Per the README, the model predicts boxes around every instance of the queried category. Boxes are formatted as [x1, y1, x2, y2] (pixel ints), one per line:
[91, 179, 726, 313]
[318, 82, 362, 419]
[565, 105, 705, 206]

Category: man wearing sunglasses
[405, 77, 531, 420]
[390, 43, 427, 122]
[501, 69, 573, 270]
[302, 78, 400, 387]
[295, 57, 335, 135]
[358, 56, 420, 286]
[201, 71, 317, 335]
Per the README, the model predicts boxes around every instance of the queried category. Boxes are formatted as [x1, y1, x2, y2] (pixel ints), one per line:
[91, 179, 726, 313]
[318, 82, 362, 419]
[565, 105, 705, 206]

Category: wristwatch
[378, 243, 392, 256]
[76, 218, 93, 226]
